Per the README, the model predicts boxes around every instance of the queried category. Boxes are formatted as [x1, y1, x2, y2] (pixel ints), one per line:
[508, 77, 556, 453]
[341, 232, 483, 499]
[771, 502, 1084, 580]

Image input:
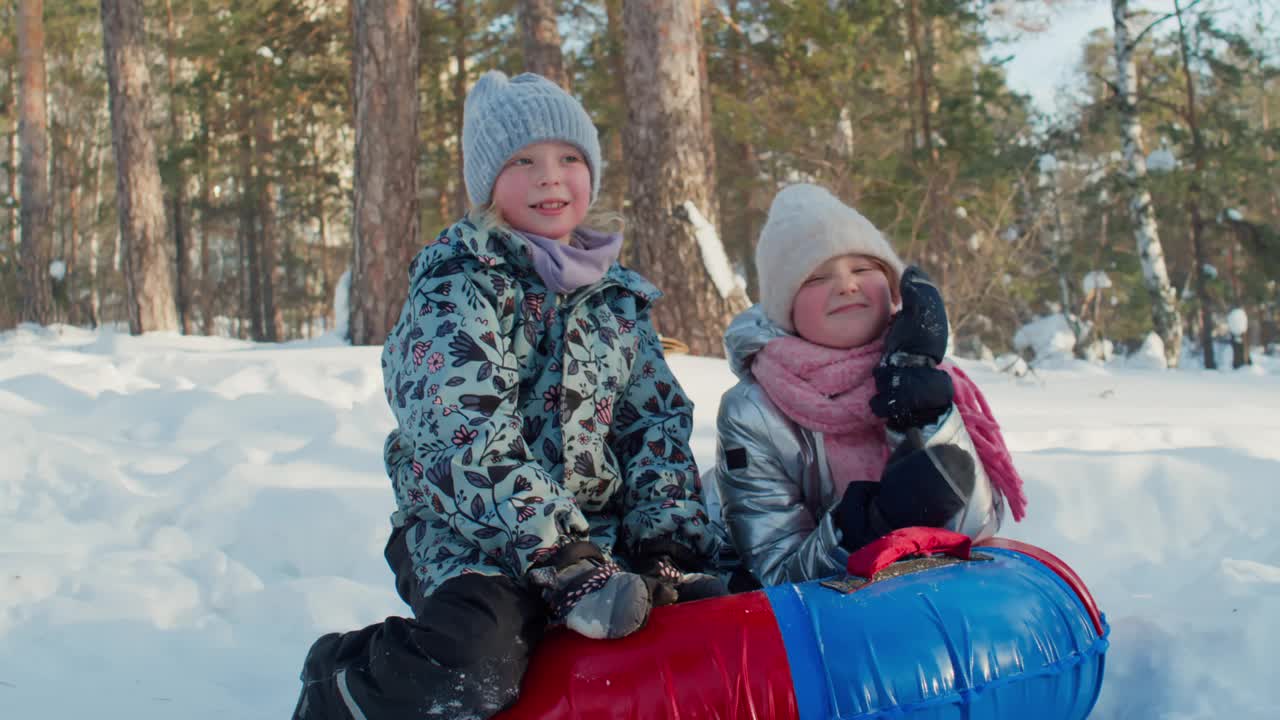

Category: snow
[1224, 208, 1243, 222]
[1127, 332, 1169, 370]
[1146, 147, 1178, 173]
[3, 324, 1280, 719]
[681, 201, 748, 302]
[1013, 313, 1080, 364]
[1228, 308, 1248, 338]
[745, 22, 770, 45]
[48, 259, 67, 281]
[1083, 271, 1112, 293]
[333, 269, 351, 340]
[1038, 153, 1059, 174]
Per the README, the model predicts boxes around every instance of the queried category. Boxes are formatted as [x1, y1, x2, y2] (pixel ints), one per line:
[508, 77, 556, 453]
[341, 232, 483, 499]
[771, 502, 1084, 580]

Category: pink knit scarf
[753, 336, 1027, 521]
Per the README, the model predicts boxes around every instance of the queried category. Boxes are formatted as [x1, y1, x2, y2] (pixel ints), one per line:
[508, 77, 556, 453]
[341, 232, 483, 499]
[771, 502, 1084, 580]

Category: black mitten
[882, 266, 949, 365]
[630, 539, 728, 603]
[871, 266, 954, 432]
[834, 444, 976, 552]
[869, 365, 954, 432]
[876, 444, 975, 529]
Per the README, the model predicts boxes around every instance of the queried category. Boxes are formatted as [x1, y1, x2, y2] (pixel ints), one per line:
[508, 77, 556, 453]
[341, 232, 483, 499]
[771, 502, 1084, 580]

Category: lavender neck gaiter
[518, 227, 623, 294]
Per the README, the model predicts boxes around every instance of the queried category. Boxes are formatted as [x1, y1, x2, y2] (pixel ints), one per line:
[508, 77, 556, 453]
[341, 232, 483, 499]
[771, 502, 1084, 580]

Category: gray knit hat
[462, 70, 602, 208]
[755, 184, 906, 333]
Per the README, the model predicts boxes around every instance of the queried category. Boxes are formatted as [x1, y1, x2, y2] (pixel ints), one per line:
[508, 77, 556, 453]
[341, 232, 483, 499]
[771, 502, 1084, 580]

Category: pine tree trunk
[65, 144, 80, 323]
[1112, 0, 1183, 367]
[88, 129, 103, 327]
[622, 0, 746, 357]
[1175, 0, 1215, 369]
[237, 93, 259, 339]
[519, 0, 567, 89]
[197, 67, 216, 335]
[17, 0, 54, 325]
[255, 104, 283, 342]
[311, 127, 332, 332]
[7, 64, 18, 261]
[164, 0, 191, 334]
[695, 0, 720, 231]
[101, 0, 178, 334]
[351, 0, 420, 345]
[907, 0, 933, 158]
[600, 0, 628, 221]
[452, 0, 469, 216]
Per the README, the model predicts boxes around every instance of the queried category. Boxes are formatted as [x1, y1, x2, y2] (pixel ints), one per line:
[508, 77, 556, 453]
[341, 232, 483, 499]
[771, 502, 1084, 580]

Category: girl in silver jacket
[710, 184, 1028, 589]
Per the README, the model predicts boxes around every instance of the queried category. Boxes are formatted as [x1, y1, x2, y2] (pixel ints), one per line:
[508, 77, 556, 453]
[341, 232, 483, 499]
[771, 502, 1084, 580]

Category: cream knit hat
[754, 184, 906, 333]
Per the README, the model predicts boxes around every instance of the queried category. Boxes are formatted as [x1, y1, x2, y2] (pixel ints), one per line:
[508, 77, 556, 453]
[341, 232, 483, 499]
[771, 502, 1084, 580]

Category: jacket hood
[724, 305, 790, 380]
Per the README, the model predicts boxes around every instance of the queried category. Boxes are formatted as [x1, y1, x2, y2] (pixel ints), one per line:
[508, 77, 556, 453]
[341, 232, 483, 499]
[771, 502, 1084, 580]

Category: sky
[1, 321, 1278, 718]
[997, 0, 1270, 118]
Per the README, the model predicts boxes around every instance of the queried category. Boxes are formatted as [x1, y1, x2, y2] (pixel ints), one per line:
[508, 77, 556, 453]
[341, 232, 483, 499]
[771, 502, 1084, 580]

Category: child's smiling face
[791, 254, 896, 349]
[491, 141, 591, 243]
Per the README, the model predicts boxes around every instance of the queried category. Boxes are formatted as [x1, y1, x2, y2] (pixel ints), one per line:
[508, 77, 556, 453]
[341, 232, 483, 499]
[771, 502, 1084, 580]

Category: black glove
[527, 542, 660, 639]
[834, 444, 976, 553]
[630, 538, 728, 603]
[882, 266, 949, 364]
[870, 266, 954, 432]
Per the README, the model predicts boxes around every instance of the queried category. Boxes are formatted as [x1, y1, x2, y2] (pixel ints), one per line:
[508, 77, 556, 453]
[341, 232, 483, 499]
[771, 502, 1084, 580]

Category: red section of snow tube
[496, 589, 798, 720]
[977, 537, 1106, 636]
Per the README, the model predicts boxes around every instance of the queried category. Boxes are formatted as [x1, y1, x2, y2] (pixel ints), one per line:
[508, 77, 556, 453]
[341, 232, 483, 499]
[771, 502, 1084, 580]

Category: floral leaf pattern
[381, 218, 717, 594]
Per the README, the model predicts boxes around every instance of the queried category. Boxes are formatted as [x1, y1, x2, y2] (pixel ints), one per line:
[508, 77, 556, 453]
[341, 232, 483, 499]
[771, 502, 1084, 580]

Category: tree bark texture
[6, 63, 17, 258]
[1112, 0, 1183, 367]
[351, 0, 420, 345]
[164, 0, 192, 333]
[237, 98, 260, 340]
[17, 0, 54, 325]
[452, 0, 469, 216]
[1175, 0, 1214, 369]
[519, 0, 567, 89]
[622, 0, 746, 357]
[101, 0, 178, 334]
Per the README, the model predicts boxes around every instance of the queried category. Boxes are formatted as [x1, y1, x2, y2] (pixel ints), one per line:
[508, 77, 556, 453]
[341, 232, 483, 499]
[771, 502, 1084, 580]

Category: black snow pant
[292, 523, 547, 720]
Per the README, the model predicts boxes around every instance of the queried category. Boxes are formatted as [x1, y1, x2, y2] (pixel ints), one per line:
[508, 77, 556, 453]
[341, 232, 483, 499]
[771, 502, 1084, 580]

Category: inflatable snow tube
[499, 529, 1109, 719]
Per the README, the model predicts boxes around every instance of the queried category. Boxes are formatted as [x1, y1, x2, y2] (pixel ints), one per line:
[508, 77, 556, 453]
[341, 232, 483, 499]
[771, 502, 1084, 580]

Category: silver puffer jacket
[706, 306, 1004, 588]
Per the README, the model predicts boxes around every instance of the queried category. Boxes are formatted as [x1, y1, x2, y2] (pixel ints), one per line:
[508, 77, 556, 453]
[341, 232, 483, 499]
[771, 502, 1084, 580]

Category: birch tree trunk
[519, 0, 567, 89]
[101, 0, 178, 334]
[622, 0, 746, 357]
[350, 0, 419, 345]
[1112, 0, 1183, 367]
[17, 0, 53, 325]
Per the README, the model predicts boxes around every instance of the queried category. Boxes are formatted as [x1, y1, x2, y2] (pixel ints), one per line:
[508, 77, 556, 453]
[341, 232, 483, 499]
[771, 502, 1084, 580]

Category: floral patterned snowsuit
[381, 217, 718, 594]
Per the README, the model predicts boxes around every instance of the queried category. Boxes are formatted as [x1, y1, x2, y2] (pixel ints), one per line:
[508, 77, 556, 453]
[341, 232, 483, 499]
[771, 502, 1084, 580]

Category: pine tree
[622, 0, 746, 357]
[350, 0, 420, 345]
[17, 0, 54, 325]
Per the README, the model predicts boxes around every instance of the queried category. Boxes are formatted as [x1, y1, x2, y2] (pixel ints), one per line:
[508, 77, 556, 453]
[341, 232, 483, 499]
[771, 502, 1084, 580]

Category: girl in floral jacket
[293, 71, 722, 720]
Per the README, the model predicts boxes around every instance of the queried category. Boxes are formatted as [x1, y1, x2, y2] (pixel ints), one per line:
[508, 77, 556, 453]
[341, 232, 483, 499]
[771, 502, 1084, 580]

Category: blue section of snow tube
[763, 547, 1109, 720]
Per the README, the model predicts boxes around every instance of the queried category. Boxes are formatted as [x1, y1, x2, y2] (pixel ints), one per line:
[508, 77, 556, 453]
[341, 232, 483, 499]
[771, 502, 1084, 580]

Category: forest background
[2, 0, 1278, 368]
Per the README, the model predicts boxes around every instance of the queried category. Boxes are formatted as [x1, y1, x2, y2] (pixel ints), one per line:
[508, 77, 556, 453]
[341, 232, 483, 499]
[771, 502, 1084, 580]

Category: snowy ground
[2, 324, 1278, 719]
